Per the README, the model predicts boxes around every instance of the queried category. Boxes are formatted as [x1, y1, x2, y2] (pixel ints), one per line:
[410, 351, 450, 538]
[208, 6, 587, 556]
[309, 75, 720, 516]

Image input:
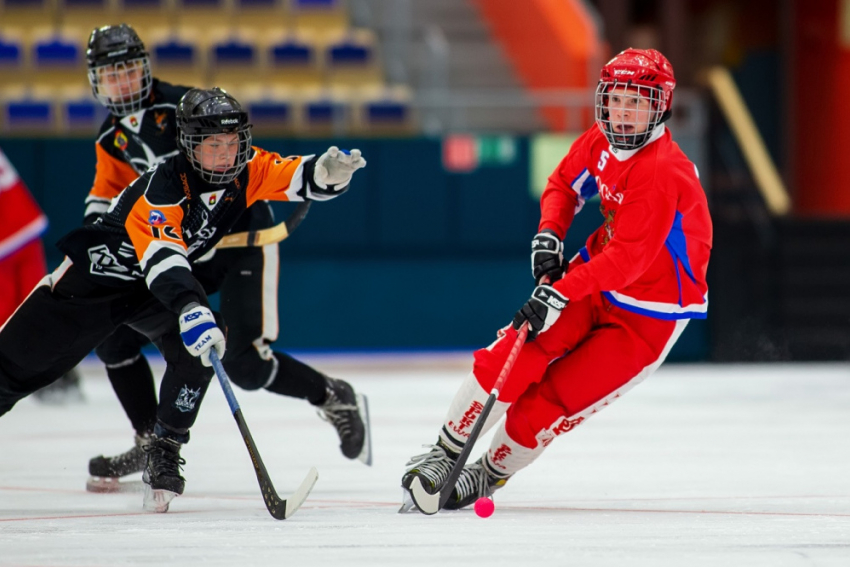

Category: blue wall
[0, 137, 708, 360]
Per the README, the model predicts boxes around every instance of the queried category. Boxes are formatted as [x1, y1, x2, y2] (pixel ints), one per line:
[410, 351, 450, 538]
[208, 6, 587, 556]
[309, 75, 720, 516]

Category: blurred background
[0, 0, 845, 362]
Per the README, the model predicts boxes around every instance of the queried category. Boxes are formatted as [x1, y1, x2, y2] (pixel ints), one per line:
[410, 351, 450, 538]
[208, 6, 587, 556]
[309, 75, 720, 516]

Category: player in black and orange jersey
[77, 25, 372, 494]
[0, 87, 366, 513]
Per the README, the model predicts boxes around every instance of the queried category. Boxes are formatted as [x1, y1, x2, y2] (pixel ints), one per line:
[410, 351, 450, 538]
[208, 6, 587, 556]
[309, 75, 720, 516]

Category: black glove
[512, 285, 568, 341]
[531, 229, 564, 284]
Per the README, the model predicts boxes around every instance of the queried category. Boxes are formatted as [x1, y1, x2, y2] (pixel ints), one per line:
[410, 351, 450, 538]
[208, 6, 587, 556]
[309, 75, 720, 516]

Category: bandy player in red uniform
[0, 147, 48, 326]
[402, 48, 713, 512]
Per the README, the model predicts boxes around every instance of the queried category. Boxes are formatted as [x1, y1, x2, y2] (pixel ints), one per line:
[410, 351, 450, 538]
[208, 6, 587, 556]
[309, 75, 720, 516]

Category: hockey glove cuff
[531, 229, 564, 284]
[179, 303, 225, 367]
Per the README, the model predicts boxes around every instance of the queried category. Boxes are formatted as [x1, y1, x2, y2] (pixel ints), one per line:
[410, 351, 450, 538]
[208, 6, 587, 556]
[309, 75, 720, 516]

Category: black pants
[96, 202, 285, 390]
[0, 260, 213, 434]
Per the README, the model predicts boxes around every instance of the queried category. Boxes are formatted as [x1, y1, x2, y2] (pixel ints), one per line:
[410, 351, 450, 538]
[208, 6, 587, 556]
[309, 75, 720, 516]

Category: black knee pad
[222, 348, 273, 391]
[96, 326, 149, 366]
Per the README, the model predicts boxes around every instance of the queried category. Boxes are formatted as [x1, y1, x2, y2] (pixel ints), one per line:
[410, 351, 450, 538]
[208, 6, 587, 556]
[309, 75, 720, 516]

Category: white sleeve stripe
[95, 126, 116, 144]
[140, 240, 187, 271]
[85, 202, 110, 215]
[285, 156, 312, 201]
[570, 169, 591, 196]
[145, 255, 192, 288]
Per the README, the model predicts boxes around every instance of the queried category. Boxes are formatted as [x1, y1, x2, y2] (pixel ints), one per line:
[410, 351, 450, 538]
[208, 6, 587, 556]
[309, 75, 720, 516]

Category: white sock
[439, 372, 509, 453]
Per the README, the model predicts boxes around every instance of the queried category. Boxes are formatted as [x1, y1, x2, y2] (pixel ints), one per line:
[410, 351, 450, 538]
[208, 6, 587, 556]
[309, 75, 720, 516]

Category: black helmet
[176, 88, 253, 185]
[86, 24, 152, 116]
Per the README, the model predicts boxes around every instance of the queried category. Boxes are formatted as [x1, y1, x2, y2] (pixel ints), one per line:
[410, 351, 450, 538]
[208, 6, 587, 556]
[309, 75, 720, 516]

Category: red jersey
[539, 125, 712, 320]
[0, 148, 48, 261]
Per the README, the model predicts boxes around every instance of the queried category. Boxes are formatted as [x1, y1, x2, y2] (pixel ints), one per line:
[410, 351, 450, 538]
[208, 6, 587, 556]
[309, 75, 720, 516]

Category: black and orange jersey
[84, 79, 189, 223]
[59, 147, 321, 314]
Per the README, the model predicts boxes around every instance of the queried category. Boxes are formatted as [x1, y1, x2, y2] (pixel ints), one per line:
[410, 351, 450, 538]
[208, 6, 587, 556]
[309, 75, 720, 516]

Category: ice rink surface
[2, 355, 850, 567]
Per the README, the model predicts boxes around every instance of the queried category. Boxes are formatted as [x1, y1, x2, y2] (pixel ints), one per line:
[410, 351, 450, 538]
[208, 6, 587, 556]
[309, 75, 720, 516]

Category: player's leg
[87, 325, 158, 491]
[126, 301, 217, 512]
[0, 260, 119, 414]
[213, 205, 371, 464]
[446, 306, 689, 509]
[402, 295, 596, 497]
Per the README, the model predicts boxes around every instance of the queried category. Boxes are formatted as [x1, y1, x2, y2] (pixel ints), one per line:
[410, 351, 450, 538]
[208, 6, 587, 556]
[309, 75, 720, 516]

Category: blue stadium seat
[1, 0, 52, 26]
[58, 87, 106, 132]
[2, 95, 54, 132]
[0, 31, 24, 72]
[33, 36, 80, 68]
[327, 39, 371, 67]
[209, 33, 260, 85]
[242, 87, 293, 133]
[149, 29, 205, 86]
[324, 30, 382, 86]
[355, 87, 414, 134]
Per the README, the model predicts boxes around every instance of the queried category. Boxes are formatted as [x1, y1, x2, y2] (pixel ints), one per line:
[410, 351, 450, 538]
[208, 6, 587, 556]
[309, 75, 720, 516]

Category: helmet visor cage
[180, 126, 252, 185]
[595, 81, 665, 150]
[88, 56, 152, 116]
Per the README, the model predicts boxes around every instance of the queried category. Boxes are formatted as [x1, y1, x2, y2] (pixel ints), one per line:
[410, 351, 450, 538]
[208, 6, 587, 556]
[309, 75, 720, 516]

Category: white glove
[313, 146, 366, 191]
[179, 303, 225, 367]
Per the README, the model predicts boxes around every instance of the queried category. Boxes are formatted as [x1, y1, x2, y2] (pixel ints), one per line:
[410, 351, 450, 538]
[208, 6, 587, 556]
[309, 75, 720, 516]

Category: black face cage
[594, 81, 667, 150]
[88, 56, 152, 116]
[179, 124, 253, 185]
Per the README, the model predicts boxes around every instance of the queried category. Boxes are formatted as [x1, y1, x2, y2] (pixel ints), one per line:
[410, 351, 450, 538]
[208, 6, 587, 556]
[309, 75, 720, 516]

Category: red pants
[0, 240, 47, 326]
[472, 292, 686, 448]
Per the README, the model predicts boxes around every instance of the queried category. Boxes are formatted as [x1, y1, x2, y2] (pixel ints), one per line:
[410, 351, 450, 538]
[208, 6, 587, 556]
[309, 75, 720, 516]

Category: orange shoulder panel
[124, 196, 187, 264]
[90, 144, 140, 200]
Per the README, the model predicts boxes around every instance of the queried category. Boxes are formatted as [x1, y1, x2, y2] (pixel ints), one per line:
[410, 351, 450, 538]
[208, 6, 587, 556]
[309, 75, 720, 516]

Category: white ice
[2, 356, 850, 567]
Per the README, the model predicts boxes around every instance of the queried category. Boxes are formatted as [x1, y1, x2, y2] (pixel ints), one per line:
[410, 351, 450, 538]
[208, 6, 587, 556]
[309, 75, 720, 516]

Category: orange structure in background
[471, 0, 603, 131]
[794, 0, 850, 215]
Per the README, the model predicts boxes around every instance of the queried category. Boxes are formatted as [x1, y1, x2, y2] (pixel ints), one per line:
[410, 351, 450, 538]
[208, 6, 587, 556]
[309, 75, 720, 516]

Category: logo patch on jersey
[148, 209, 166, 226]
[129, 115, 139, 127]
[87, 244, 138, 281]
[174, 385, 201, 413]
[114, 130, 128, 151]
[200, 190, 225, 211]
[154, 111, 168, 134]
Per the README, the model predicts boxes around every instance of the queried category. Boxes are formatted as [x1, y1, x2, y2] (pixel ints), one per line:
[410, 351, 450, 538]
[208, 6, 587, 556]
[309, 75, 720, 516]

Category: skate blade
[355, 393, 373, 466]
[143, 485, 178, 513]
[398, 489, 417, 513]
[86, 477, 144, 493]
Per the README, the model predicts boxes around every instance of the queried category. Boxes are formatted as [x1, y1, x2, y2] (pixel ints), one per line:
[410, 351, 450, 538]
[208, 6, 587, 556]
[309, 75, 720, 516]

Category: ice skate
[317, 378, 372, 466]
[32, 368, 85, 405]
[443, 457, 509, 510]
[400, 440, 458, 511]
[87, 432, 151, 493]
[142, 435, 185, 513]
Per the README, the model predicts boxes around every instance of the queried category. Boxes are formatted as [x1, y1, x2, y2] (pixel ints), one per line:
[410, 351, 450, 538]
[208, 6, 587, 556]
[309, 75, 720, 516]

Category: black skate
[33, 368, 85, 405]
[399, 441, 458, 513]
[142, 435, 186, 513]
[87, 433, 152, 493]
[317, 378, 372, 466]
[443, 457, 509, 510]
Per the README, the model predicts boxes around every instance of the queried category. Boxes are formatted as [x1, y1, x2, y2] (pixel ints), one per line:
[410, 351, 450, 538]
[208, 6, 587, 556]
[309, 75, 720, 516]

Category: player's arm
[554, 170, 678, 301]
[532, 130, 598, 282]
[245, 146, 365, 205]
[85, 143, 139, 224]
[123, 183, 201, 314]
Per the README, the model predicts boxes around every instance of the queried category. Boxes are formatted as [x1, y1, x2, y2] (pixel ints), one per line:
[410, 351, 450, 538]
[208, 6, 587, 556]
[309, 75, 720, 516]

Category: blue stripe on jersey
[570, 168, 599, 200]
[577, 246, 707, 320]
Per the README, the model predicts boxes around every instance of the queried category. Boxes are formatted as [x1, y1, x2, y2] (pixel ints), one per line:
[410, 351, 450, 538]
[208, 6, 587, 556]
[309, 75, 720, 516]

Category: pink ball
[474, 497, 495, 518]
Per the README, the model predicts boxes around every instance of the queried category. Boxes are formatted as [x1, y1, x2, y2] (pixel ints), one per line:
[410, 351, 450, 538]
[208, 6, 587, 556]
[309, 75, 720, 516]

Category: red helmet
[595, 48, 677, 150]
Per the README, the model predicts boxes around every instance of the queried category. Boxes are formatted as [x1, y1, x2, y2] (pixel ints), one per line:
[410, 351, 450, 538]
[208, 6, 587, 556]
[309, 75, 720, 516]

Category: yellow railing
[706, 66, 790, 216]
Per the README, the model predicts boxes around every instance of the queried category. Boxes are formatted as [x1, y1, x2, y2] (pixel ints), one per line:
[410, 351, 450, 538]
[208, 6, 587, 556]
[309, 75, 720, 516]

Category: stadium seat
[116, 0, 174, 29]
[296, 86, 350, 134]
[30, 27, 87, 88]
[324, 29, 382, 86]
[0, 0, 55, 27]
[241, 84, 294, 134]
[57, 85, 106, 133]
[174, 0, 231, 28]
[264, 29, 322, 87]
[353, 85, 415, 135]
[148, 27, 205, 87]
[0, 87, 55, 133]
[234, 0, 288, 31]
[288, 0, 347, 33]
[58, 0, 114, 28]
[0, 28, 26, 83]
[208, 29, 260, 86]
